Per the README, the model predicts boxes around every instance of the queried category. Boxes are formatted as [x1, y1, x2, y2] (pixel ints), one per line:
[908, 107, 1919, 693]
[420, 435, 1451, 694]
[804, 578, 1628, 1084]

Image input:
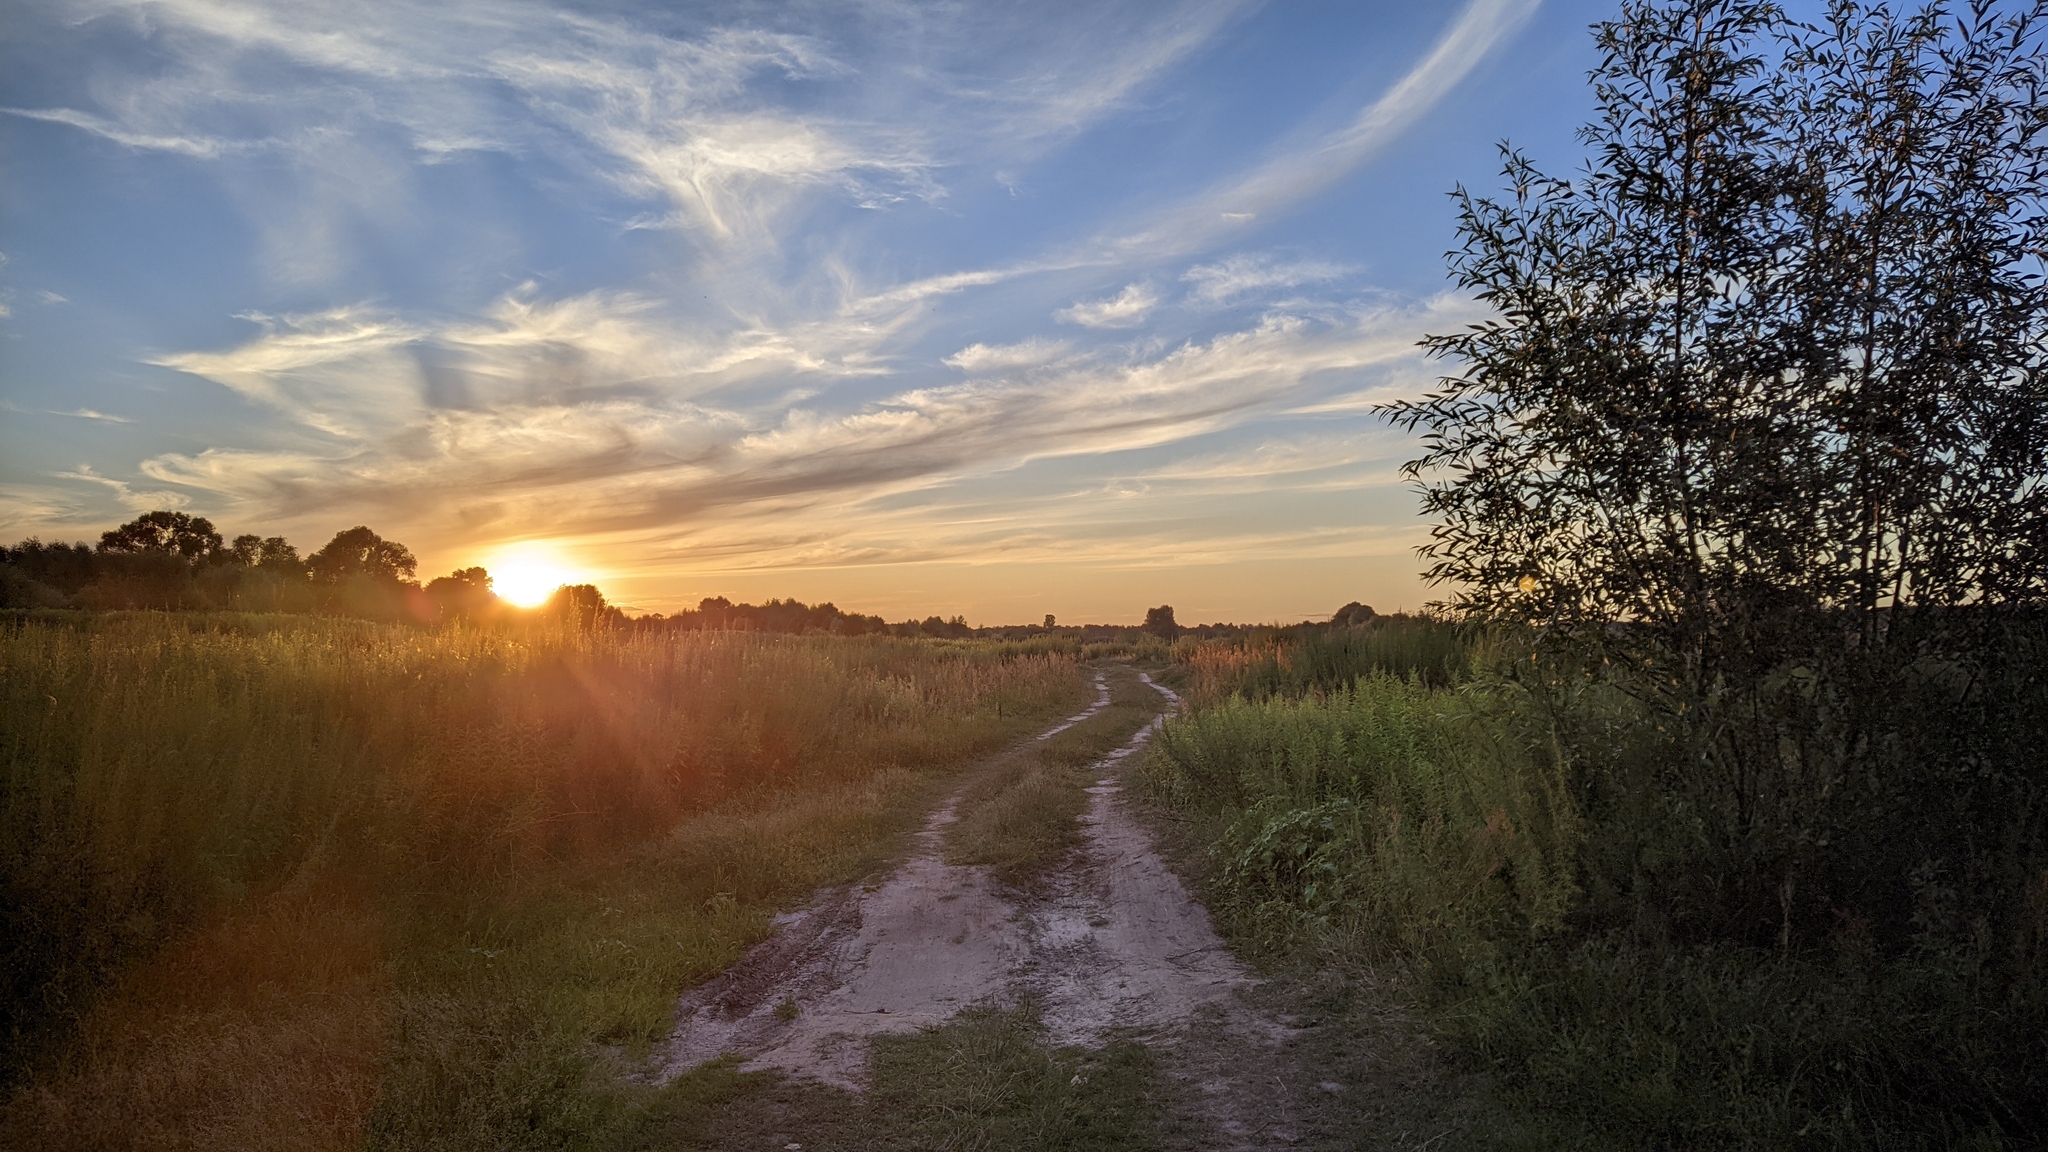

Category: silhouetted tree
[1143, 605, 1178, 639]
[97, 511, 223, 561]
[229, 534, 303, 573]
[425, 566, 498, 623]
[81, 511, 225, 608]
[306, 526, 419, 618]
[306, 527, 417, 583]
[545, 583, 622, 629]
[1044, 614, 1056, 629]
[0, 539, 95, 599]
[1331, 602, 1376, 626]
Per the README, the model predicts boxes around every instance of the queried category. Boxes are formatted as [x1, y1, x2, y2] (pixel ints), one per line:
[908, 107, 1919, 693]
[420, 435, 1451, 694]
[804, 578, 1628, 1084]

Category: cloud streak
[1095, 0, 1540, 261]
[144, 289, 1464, 550]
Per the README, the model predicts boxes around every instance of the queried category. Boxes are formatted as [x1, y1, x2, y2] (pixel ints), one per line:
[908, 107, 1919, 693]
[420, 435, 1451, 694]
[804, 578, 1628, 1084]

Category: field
[7, 609, 2044, 1150]
[0, 612, 1091, 1149]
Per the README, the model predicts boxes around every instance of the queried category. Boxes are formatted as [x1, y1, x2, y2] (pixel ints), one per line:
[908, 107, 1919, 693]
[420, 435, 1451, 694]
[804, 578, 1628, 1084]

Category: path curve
[660, 672, 1237, 1085]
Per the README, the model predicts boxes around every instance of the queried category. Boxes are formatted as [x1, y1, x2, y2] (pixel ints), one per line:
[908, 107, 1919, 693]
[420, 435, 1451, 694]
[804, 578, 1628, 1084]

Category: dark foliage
[1385, 0, 2048, 953]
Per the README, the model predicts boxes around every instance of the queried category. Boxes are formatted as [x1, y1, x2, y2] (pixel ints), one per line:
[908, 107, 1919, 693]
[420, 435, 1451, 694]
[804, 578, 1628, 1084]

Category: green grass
[611, 1005, 1164, 1152]
[0, 612, 1091, 1150]
[1139, 642, 2048, 1149]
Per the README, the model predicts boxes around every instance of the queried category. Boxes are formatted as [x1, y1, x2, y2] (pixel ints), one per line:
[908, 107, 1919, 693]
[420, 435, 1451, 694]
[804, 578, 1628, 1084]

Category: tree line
[0, 511, 621, 625]
[1, 512, 1384, 637]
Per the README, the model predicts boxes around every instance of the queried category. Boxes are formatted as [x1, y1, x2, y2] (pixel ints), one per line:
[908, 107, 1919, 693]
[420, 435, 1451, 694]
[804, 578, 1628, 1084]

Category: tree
[306, 527, 417, 584]
[545, 583, 622, 629]
[1143, 605, 1178, 639]
[1331, 602, 1376, 627]
[425, 566, 497, 622]
[97, 511, 223, 560]
[229, 534, 303, 574]
[1044, 614, 1057, 629]
[1393, 0, 2047, 667]
[1384, 0, 2048, 946]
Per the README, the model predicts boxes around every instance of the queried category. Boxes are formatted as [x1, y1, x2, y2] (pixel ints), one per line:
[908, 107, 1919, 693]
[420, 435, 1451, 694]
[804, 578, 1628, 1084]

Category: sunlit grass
[0, 611, 1090, 1149]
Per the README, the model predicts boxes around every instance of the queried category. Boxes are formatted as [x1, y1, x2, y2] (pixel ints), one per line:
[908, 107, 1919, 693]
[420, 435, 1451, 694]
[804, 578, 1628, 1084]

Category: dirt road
[657, 669, 1312, 1148]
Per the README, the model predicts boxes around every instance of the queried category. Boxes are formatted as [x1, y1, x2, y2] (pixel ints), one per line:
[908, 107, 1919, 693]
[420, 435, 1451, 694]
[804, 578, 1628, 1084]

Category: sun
[486, 548, 584, 609]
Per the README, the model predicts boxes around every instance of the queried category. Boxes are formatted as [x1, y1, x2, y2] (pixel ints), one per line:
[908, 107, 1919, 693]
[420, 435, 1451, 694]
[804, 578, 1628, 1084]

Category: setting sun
[488, 551, 582, 608]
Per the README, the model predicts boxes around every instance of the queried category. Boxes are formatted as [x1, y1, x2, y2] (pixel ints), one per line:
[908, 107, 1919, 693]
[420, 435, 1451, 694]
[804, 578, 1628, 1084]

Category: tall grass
[1142, 635, 2048, 1148]
[1142, 674, 1579, 958]
[1172, 616, 1475, 707]
[0, 611, 1086, 1148]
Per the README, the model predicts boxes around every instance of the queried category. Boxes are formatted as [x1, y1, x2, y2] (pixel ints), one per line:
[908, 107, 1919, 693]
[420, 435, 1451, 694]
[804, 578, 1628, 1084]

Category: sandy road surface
[658, 669, 1310, 1147]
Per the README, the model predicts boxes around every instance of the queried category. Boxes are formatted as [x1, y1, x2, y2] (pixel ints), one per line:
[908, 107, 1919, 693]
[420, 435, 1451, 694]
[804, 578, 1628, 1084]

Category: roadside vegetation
[1143, 0, 2048, 1146]
[1144, 615, 2047, 1148]
[0, 612, 1089, 1150]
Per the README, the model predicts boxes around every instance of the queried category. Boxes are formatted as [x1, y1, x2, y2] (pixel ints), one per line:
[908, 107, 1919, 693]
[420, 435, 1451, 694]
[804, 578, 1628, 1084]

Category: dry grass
[1, 612, 1090, 1150]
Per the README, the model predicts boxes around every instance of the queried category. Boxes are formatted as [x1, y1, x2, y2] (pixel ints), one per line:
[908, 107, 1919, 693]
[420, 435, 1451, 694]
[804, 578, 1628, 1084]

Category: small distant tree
[1331, 602, 1376, 627]
[1043, 613, 1056, 629]
[1143, 605, 1178, 639]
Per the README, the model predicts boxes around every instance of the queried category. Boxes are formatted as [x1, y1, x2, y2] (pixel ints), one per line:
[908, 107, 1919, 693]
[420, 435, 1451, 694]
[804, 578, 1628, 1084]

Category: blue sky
[0, 0, 1606, 622]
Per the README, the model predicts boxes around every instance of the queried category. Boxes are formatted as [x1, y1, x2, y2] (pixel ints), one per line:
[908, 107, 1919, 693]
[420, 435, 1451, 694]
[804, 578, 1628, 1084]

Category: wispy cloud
[943, 338, 1071, 373]
[27, 0, 1245, 260]
[55, 463, 193, 512]
[1183, 253, 1352, 306]
[1055, 283, 1158, 329]
[0, 106, 254, 158]
[0, 400, 135, 423]
[140, 289, 1461, 550]
[1097, 0, 1540, 261]
[0, 485, 92, 538]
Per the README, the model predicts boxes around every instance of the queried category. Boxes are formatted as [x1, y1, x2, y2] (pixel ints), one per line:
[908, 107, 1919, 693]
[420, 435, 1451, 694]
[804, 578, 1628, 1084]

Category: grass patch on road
[615, 1005, 1164, 1152]
[943, 666, 1165, 888]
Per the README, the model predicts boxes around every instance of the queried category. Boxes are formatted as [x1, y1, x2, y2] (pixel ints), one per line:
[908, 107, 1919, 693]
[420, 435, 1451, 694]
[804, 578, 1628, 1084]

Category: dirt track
[658, 669, 1313, 1147]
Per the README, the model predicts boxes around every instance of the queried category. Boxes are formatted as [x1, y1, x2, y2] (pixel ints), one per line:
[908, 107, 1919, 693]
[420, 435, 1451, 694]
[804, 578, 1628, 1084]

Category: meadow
[9, 606, 2043, 1150]
[1141, 618, 2048, 1149]
[0, 611, 1092, 1150]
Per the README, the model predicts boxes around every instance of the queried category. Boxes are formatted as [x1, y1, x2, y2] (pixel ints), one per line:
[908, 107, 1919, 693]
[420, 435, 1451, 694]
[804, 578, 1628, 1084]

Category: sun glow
[487, 549, 584, 608]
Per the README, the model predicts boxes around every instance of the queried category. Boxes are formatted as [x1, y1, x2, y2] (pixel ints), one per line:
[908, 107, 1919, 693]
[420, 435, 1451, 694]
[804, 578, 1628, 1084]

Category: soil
[656, 669, 1327, 1148]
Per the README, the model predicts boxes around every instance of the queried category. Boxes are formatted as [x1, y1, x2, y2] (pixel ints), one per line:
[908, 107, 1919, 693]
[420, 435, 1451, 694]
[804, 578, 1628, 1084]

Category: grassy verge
[1, 613, 1090, 1150]
[1139, 643, 2048, 1149]
[611, 1004, 1164, 1151]
[943, 665, 1164, 888]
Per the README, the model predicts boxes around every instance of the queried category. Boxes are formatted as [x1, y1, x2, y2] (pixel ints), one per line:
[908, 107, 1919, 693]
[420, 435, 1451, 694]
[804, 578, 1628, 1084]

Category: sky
[0, 0, 1608, 623]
